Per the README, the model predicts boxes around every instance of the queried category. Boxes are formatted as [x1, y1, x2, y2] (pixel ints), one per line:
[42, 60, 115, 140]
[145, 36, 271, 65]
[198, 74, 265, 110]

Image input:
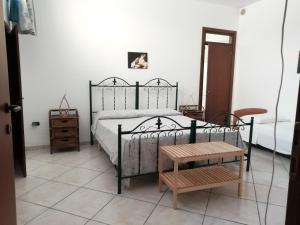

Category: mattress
[92, 109, 246, 176]
[240, 115, 294, 155]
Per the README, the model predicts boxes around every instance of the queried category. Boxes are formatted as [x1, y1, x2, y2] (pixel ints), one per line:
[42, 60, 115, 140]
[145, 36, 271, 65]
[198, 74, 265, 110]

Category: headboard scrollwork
[89, 77, 179, 145]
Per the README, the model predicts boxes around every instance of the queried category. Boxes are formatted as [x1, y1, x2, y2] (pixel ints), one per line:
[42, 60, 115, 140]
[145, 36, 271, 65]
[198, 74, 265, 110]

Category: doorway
[199, 27, 236, 123]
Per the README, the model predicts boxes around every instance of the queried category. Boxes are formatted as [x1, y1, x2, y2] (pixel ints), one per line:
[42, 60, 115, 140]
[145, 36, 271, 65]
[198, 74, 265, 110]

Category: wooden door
[6, 25, 27, 177]
[285, 85, 300, 225]
[0, 4, 17, 225]
[205, 43, 233, 123]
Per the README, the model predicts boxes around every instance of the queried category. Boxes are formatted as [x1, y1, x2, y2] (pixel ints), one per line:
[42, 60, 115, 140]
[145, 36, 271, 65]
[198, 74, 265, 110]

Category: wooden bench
[159, 142, 244, 208]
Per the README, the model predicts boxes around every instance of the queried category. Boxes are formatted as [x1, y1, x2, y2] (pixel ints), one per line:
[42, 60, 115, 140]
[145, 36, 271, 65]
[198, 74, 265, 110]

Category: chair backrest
[233, 108, 268, 125]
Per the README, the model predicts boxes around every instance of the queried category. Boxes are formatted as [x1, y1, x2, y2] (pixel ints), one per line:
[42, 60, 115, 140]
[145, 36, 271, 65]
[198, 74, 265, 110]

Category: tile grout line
[201, 188, 212, 225]
[250, 162, 263, 225]
[18, 150, 113, 224]
[20, 147, 289, 224]
[84, 196, 115, 225]
[142, 187, 169, 225]
[203, 214, 248, 225]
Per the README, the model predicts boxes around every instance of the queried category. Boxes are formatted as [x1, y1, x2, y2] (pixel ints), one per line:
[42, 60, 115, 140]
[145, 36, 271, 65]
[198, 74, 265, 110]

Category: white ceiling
[196, 0, 262, 8]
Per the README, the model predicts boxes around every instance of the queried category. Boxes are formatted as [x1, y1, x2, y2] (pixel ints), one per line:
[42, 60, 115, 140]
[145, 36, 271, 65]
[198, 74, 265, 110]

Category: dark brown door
[285, 85, 300, 225]
[205, 43, 233, 123]
[0, 5, 17, 225]
[6, 25, 27, 177]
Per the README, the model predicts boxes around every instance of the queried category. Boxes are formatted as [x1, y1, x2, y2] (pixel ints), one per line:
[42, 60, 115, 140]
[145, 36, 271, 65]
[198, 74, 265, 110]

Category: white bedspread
[92, 110, 245, 176]
[239, 115, 294, 155]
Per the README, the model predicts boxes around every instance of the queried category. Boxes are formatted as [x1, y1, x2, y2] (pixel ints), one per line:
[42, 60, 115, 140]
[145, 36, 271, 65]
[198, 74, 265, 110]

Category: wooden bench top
[160, 142, 243, 162]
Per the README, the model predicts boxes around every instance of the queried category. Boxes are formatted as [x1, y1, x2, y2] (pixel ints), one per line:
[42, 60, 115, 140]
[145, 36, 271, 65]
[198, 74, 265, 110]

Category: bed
[239, 113, 293, 156]
[89, 77, 254, 194]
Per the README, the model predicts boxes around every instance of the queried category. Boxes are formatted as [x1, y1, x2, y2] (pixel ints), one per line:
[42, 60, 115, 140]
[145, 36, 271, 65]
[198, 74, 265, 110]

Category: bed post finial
[118, 124, 122, 194]
[156, 118, 162, 129]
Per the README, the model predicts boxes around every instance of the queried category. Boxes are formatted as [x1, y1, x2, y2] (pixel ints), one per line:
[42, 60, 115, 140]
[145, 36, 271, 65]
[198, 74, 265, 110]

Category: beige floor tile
[26, 159, 47, 172]
[28, 163, 72, 179]
[280, 157, 290, 173]
[15, 176, 48, 197]
[25, 149, 48, 159]
[53, 188, 114, 219]
[122, 175, 166, 203]
[258, 203, 286, 225]
[51, 149, 103, 167]
[145, 205, 204, 225]
[85, 169, 118, 194]
[212, 182, 256, 201]
[203, 216, 244, 225]
[16, 200, 47, 225]
[224, 164, 253, 183]
[255, 183, 287, 206]
[19, 181, 78, 207]
[79, 154, 113, 172]
[93, 196, 155, 225]
[54, 168, 100, 186]
[206, 194, 260, 225]
[159, 190, 209, 214]
[27, 209, 87, 225]
[252, 170, 289, 189]
[29, 150, 71, 163]
[251, 157, 287, 174]
[85, 220, 107, 225]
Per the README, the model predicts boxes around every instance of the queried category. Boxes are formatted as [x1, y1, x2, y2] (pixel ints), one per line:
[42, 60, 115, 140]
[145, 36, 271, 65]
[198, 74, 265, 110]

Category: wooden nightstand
[49, 109, 79, 154]
[179, 105, 204, 120]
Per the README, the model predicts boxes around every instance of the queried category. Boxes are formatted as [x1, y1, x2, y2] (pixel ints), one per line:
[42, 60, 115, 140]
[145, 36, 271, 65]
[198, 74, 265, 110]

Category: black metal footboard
[117, 113, 254, 194]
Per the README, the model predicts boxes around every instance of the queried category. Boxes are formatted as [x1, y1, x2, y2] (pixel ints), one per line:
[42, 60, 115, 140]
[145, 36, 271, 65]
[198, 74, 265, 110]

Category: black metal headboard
[89, 77, 178, 144]
[139, 78, 178, 110]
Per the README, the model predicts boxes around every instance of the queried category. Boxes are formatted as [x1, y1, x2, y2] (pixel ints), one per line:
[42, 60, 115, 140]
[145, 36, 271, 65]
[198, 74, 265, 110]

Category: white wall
[233, 0, 300, 121]
[19, 0, 239, 147]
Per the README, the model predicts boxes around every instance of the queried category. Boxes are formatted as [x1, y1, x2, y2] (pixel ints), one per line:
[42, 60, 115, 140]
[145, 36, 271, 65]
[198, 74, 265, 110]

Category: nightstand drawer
[52, 128, 77, 138]
[52, 138, 77, 148]
[51, 118, 77, 128]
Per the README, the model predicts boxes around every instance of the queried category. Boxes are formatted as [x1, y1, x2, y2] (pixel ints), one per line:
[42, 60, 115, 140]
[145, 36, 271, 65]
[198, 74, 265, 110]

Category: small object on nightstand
[179, 105, 205, 120]
[49, 109, 79, 154]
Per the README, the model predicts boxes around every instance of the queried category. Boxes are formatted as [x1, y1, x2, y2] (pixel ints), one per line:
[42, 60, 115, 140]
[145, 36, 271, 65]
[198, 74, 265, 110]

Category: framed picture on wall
[128, 52, 148, 69]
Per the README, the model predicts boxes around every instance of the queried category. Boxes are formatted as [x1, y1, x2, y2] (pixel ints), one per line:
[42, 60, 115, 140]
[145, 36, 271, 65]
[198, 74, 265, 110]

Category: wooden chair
[233, 108, 268, 125]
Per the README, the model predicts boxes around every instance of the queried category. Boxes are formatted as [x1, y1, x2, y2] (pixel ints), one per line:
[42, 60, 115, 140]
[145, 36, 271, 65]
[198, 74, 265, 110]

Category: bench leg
[172, 191, 178, 209]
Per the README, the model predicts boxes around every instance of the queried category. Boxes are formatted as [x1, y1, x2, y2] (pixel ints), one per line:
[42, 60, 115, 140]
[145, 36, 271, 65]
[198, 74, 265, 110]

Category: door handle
[5, 124, 12, 134]
[5, 103, 22, 113]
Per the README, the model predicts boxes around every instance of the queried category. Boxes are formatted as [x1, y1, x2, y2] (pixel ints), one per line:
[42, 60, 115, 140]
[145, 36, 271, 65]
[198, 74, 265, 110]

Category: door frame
[198, 27, 237, 113]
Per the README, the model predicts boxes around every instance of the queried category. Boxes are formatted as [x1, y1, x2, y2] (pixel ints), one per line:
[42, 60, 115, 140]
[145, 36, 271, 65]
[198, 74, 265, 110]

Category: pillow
[240, 114, 290, 124]
[94, 109, 139, 120]
[138, 109, 182, 117]
[255, 115, 291, 124]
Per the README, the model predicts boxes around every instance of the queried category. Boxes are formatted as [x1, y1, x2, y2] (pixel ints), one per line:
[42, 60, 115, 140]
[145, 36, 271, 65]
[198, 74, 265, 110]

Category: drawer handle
[61, 139, 69, 142]
[61, 120, 68, 123]
[61, 130, 69, 133]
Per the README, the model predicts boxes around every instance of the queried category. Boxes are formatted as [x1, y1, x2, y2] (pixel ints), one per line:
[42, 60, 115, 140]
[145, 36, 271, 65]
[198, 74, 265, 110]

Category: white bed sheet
[93, 115, 198, 164]
[240, 120, 294, 155]
[93, 114, 245, 176]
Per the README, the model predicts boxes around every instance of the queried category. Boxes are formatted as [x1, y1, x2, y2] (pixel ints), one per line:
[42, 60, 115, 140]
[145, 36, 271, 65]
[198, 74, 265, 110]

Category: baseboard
[25, 141, 91, 151]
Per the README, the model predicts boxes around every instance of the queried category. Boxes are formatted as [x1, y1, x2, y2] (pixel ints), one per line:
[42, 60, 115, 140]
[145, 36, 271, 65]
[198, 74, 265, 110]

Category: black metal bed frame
[89, 77, 254, 194]
[89, 77, 178, 145]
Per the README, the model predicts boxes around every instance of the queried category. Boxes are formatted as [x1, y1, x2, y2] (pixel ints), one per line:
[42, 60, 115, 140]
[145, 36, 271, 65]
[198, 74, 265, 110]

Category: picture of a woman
[128, 52, 148, 69]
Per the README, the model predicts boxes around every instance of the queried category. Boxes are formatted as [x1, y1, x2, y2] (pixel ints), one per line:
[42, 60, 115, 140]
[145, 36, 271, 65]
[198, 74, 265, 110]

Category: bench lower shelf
[160, 165, 240, 194]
